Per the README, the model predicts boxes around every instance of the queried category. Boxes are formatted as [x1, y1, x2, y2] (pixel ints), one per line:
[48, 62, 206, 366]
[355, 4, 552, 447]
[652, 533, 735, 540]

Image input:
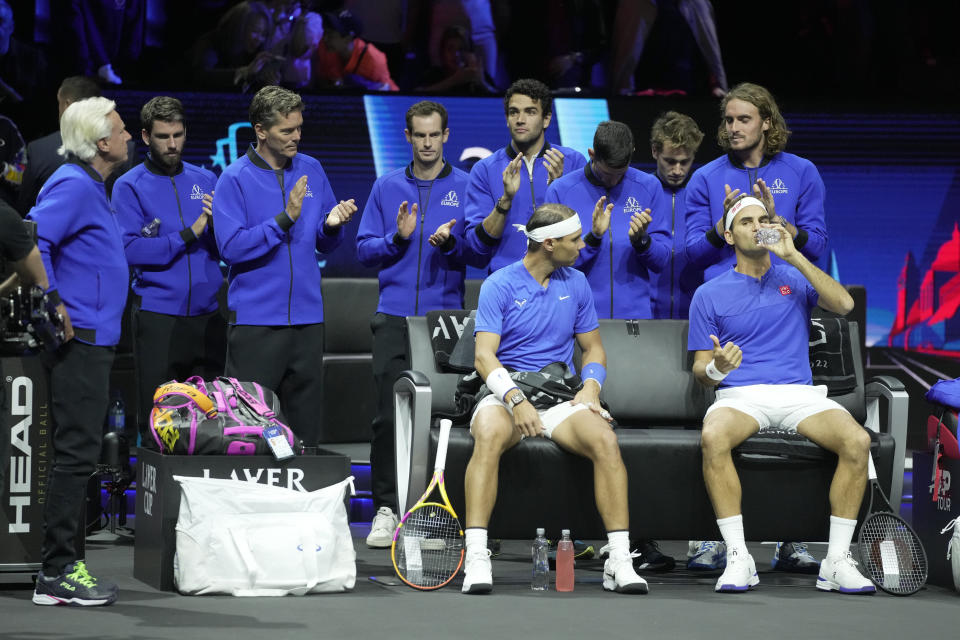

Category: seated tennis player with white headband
[461, 202, 648, 595]
[688, 194, 875, 594]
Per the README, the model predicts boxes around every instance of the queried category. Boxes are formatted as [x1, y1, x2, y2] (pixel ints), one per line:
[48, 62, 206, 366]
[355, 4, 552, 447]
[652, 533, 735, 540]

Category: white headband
[725, 196, 767, 231]
[514, 215, 583, 242]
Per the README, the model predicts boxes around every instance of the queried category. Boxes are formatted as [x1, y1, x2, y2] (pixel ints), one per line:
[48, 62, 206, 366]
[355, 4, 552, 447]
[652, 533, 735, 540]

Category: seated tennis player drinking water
[688, 194, 875, 594]
[461, 202, 648, 595]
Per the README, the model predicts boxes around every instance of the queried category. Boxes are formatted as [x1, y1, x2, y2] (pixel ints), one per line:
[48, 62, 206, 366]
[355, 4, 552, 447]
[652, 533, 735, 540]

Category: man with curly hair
[684, 83, 828, 283]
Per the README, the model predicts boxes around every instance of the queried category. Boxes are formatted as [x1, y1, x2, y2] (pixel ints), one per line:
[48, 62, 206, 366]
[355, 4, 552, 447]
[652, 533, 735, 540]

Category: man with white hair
[688, 195, 874, 594]
[26, 96, 130, 607]
[461, 202, 648, 596]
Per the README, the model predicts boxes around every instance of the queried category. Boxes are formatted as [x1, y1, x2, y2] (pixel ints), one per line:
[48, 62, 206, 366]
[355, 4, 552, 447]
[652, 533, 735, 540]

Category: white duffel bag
[172, 475, 356, 596]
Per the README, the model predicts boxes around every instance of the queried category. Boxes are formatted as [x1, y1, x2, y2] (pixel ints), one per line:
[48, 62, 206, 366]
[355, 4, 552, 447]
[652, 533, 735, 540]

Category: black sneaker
[33, 561, 119, 606]
[635, 539, 676, 572]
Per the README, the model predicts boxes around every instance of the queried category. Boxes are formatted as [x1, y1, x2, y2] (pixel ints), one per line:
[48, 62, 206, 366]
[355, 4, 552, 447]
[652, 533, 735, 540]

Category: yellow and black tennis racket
[392, 418, 464, 590]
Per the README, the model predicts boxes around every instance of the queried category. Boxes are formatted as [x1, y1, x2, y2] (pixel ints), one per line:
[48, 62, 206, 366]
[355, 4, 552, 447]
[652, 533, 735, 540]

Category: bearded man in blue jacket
[112, 96, 225, 443]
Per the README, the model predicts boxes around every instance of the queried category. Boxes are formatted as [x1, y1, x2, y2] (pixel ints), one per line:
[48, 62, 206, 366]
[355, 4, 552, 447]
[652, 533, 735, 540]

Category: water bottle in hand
[754, 227, 781, 246]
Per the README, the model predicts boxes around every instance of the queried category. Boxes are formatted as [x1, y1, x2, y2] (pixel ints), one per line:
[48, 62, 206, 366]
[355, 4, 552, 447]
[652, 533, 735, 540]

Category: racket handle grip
[436, 419, 452, 472]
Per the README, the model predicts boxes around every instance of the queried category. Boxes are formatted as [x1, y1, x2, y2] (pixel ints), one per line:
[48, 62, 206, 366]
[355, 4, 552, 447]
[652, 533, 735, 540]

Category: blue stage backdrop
[105, 90, 959, 352]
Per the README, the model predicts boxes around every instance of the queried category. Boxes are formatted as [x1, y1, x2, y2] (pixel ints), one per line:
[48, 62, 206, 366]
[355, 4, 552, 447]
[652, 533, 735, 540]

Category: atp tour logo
[189, 184, 204, 200]
[623, 196, 644, 214]
[440, 190, 459, 207]
[930, 469, 952, 511]
[768, 178, 788, 194]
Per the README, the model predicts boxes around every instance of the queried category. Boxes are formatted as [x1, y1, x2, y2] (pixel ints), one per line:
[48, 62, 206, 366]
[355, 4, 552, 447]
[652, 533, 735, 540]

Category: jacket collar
[404, 160, 452, 180]
[246, 144, 292, 171]
[144, 153, 184, 177]
[504, 139, 552, 160]
[65, 156, 105, 183]
[654, 170, 690, 191]
[727, 151, 772, 170]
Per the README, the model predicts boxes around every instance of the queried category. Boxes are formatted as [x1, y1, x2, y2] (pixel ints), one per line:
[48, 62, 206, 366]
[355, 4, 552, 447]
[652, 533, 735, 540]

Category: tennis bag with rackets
[148, 376, 302, 456]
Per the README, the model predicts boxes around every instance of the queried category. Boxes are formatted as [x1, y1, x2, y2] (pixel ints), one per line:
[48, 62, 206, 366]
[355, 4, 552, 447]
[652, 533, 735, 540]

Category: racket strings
[396, 504, 464, 588]
[859, 513, 927, 594]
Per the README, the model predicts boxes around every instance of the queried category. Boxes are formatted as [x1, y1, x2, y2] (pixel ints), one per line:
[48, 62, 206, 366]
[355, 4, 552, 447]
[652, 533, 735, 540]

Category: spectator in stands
[649, 111, 705, 320]
[1, 0, 50, 103]
[212, 85, 357, 447]
[356, 100, 476, 548]
[415, 25, 492, 94]
[191, 1, 281, 92]
[463, 78, 586, 274]
[17, 76, 101, 215]
[27, 96, 131, 607]
[313, 10, 398, 91]
[0, 113, 24, 208]
[684, 82, 830, 575]
[111, 96, 225, 444]
[609, 0, 728, 97]
[280, 11, 323, 88]
[65, 0, 146, 86]
[462, 202, 648, 596]
[689, 194, 874, 595]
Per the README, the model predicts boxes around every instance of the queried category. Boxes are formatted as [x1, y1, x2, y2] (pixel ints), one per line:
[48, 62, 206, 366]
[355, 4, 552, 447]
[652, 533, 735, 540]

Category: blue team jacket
[650, 174, 704, 320]
[545, 164, 670, 319]
[213, 146, 341, 326]
[684, 151, 828, 281]
[113, 155, 222, 316]
[356, 162, 478, 316]
[27, 159, 128, 346]
[463, 141, 586, 273]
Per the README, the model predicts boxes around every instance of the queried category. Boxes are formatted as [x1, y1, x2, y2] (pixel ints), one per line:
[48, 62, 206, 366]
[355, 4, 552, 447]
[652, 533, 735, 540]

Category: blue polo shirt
[688, 264, 819, 388]
[475, 261, 598, 372]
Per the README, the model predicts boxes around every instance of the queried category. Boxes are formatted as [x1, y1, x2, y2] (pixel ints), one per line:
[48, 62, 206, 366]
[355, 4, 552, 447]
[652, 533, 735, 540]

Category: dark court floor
[1, 535, 957, 640]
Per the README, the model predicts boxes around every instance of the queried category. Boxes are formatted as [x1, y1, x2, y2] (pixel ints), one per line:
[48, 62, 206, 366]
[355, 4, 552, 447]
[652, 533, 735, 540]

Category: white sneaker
[461, 547, 493, 594]
[603, 550, 649, 594]
[816, 551, 876, 594]
[714, 547, 759, 592]
[365, 506, 398, 548]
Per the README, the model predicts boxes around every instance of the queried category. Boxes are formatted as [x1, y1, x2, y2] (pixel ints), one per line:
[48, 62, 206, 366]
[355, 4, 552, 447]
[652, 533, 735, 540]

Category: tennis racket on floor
[857, 451, 928, 595]
[392, 418, 464, 590]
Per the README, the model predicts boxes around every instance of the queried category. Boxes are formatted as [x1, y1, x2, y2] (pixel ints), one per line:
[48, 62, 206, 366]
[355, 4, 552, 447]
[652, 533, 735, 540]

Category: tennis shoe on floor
[816, 551, 876, 594]
[603, 550, 649, 594]
[366, 506, 398, 548]
[32, 561, 118, 606]
[772, 541, 820, 573]
[714, 547, 758, 592]
[688, 540, 727, 570]
[461, 547, 493, 594]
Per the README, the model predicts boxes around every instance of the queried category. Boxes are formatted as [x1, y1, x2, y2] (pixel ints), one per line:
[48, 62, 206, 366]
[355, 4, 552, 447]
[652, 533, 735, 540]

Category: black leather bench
[394, 317, 908, 540]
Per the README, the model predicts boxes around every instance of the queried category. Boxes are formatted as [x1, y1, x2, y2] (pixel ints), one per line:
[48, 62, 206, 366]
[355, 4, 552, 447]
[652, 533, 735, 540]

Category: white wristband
[704, 359, 728, 382]
[486, 367, 517, 401]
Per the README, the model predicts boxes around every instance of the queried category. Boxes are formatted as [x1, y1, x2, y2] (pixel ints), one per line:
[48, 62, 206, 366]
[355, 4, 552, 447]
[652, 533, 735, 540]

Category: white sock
[465, 527, 487, 553]
[606, 530, 630, 556]
[826, 516, 857, 560]
[717, 515, 746, 552]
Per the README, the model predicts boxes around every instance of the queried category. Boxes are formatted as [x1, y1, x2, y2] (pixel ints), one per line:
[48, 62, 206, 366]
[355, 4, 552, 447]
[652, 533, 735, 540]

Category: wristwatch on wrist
[507, 389, 526, 408]
[495, 197, 511, 214]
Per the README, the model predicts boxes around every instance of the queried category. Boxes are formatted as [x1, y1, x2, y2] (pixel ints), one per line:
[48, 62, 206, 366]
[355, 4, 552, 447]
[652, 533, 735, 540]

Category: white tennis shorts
[705, 384, 849, 433]
[470, 394, 587, 439]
